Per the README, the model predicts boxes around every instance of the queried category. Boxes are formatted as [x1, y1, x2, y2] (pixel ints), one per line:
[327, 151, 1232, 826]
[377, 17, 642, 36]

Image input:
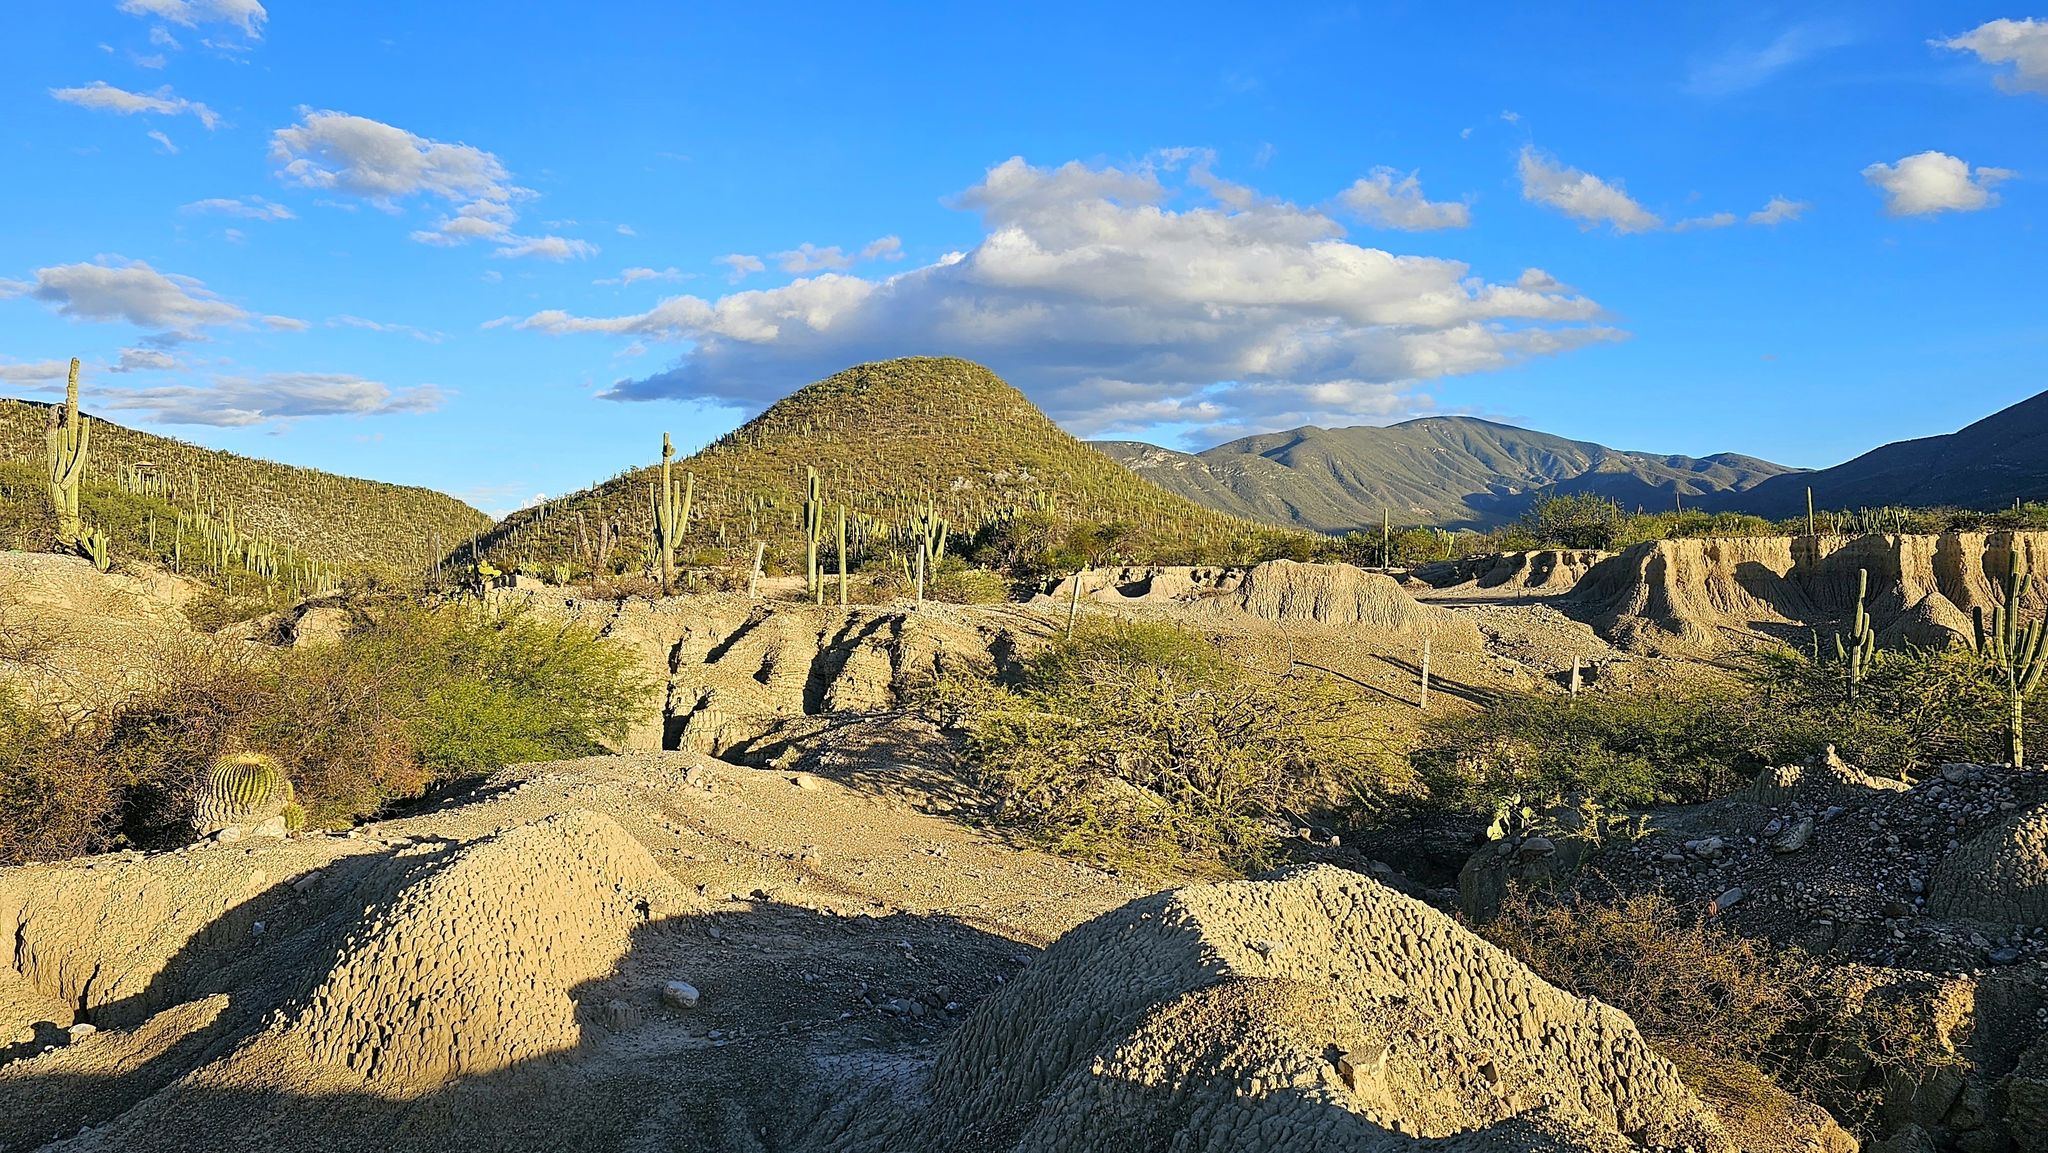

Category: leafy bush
[1411, 686, 1764, 814]
[1520, 493, 1628, 549]
[0, 601, 653, 862]
[927, 567, 1012, 604]
[929, 619, 1412, 875]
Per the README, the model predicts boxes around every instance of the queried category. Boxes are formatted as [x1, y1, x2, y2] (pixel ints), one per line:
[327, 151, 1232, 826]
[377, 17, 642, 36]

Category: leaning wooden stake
[1067, 567, 1084, 640]
[1419, 636, 1431, 710]
[1569, 656, 1583, 697]
[748, 541, 765, 599]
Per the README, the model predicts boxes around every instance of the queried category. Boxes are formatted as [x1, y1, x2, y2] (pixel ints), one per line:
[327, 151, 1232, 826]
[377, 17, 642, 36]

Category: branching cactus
[649, 433, 693, 592]
[191, 751, 301, 837]
[1972, 556, 2048, 768]
[1833, 568, 1876, 699]
[45, 357, 91, 552]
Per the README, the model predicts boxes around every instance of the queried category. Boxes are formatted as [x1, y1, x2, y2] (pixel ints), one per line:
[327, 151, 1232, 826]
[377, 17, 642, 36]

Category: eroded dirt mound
[0, 552, 206, 719]
[1033, 566, 1245, 606]
[487, 589, 1049, 755]
[1929, 802, 2048, 929]
[898, 864, 1728, 1152]
[290, 809, 675, 1091]
[1416, 550, 1610, 596]
[1205, 561, 1484, 646]
[1566, 532, 2048, 655]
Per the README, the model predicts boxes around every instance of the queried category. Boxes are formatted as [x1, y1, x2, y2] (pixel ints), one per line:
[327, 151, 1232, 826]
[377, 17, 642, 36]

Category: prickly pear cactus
[191, 751, 296, 837]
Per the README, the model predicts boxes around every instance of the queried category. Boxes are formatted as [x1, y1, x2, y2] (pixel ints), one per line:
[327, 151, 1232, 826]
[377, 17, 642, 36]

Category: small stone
[1988, 947, 2022, 967]
[662, 980, 701, 1009]
[1711, 887, 1744, 915]
[65, 1023, 97, 1041]
[212, 826, 243, 845]
[291, 871, 323, 893]
[600, 999, 642, 1032]
[791, 774, 821, 791]
[250, 816, 288, 839]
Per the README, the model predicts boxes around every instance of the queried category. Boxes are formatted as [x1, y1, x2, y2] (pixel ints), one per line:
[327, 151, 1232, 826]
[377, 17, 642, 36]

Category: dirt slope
[0, 552, 206, 720]
[4, 753, 1749, 1152]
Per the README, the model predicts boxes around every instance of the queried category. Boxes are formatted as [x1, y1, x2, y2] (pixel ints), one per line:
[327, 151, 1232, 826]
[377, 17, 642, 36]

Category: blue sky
[2, 3, 2043, 515]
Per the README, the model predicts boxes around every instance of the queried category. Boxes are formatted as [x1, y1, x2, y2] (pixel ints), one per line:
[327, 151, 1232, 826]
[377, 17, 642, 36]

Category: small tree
[1521, 493, 1627, 550]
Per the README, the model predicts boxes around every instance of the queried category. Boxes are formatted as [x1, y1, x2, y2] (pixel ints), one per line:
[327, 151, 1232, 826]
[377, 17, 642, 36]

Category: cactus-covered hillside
[0, 396, 493, 578]
[473, 357, 1308, 579]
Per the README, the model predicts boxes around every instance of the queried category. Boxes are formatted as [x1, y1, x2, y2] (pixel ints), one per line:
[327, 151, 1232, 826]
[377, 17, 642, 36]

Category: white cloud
[149, 25, 180, 48]
[861, 235, 904, 260]
[1748, 196, 1809, 225]
[0, 359, 73, 386]
[492, 235, 598, 261]
[182, 195, 295, 220]
[1861, 151, 2014, 216]
[596, 266, 687, 287]
[1336, 168, 1471, 230]
[720, 253, 766, 283]
[1517, 148, 1662, 233]
[50, 81, 219, 129]
[328, 315, 443, 342]
[117, 0, 266, 38]
[273, 109, 515, 207]
[515, 155, 1615, 438]
[1516, 268, 1570, 292]
[1673, 212, 1738, 232]
[1938, 18, 2048, 95]
[0, 258, 297, 340]
[616, 224, 637, 236]
[772, 243, 854, 274]
[272, 109, 594, 261]
[99, 372, 444, 426]
[112, 348, 179, 373]
[148, 129, 178, 154]
[1687, 23, 1853, 96]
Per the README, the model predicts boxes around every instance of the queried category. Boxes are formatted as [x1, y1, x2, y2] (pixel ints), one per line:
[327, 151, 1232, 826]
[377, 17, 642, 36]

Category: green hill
[1095, 417, 1792, 531]
[1710, 388, 2048, 517]
[475, 357, 1301, 578]
[0, 397, 492, 580]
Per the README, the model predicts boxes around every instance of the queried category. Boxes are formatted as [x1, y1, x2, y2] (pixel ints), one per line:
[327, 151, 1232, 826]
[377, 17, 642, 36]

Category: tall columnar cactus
[191, 751, 301, 837]
[911, 499, 948, 604]
[45, 357, 91, 552]
[803, 466, 826, 604]
[1834, 568, 1876, 699]
[836, 504, 849, 607]
[1972, 556, 2048, 768]
[649, 433, 693, 592]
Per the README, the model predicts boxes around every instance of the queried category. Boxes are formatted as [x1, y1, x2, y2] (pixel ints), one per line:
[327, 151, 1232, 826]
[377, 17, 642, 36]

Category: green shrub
[1520, 493, 1628, 549]
[1, 600, 654, 861]
[927, 567, 1013, 604]
[1411, 686, 1763, 814]
[930, 619, 1412, 876]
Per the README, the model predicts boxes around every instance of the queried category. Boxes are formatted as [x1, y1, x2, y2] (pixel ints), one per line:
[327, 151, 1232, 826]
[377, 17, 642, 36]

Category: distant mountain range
[1093, 417, 1793, 532]
[1701, 389, 2048, 518]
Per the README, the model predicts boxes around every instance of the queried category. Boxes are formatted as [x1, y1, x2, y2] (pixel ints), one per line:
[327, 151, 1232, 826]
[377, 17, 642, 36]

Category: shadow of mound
[1, 838, 1031, 1153]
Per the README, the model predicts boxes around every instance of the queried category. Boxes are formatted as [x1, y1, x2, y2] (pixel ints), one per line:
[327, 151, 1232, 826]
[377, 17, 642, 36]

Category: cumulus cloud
[271, 109, 592, 259]
[148, 130, 178, 154]
[0, 259, 297, 341]
[1862, 151, 2014, 216]
[861, 235, 904, 260]
[0, 359, 74, 386]
[1673, 212, 1738, 232]
[515, 155, 1615, 437]
[1517, 148, 1662, 233]
[1748, 196, 1809, 225]
[1336, 168, 1471, 230]
[98, 372, 445, 426]
[112, 347, 180, 372]
[1938, 18, 2048, 95]
[182, 195, 295, 220]
[117, 0, 266, 37]
[50, 81, 218, 129]
[772, 243, 854, 274]
[720, 254, 766, 283]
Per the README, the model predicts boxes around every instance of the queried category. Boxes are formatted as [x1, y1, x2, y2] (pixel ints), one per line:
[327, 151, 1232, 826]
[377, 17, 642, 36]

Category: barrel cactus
[191, 752, 301, 838]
